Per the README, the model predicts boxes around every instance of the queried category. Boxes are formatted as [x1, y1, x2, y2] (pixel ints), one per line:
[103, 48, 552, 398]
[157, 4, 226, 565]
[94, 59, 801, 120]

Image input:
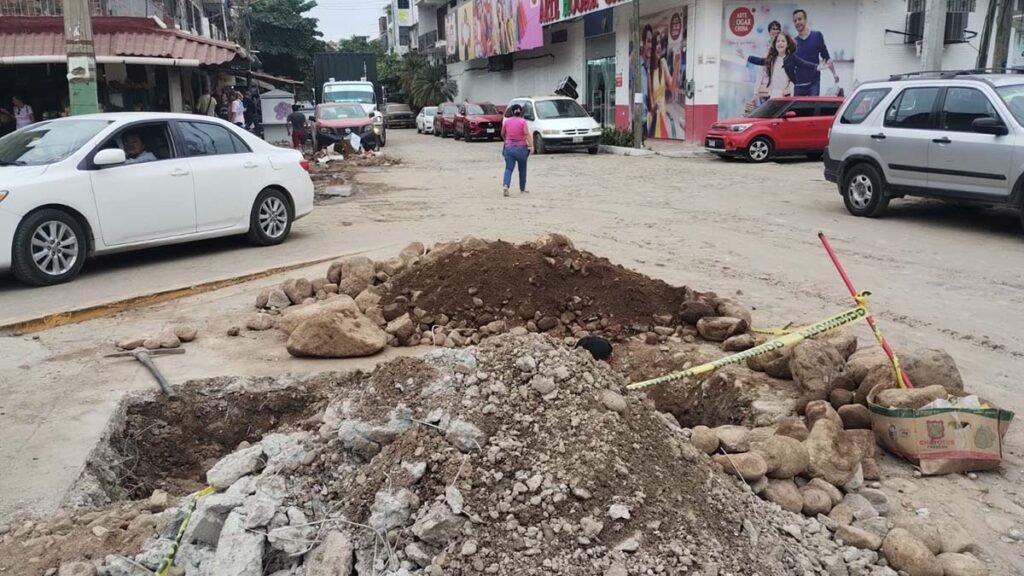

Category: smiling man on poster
[791, 8, 838, 96]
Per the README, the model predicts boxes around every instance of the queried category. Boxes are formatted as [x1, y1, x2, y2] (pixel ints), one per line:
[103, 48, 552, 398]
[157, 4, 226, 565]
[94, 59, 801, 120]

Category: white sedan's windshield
[0, 119, 110, 166]
[996, 84, 1024, 126]
[535, 100, 588, 120]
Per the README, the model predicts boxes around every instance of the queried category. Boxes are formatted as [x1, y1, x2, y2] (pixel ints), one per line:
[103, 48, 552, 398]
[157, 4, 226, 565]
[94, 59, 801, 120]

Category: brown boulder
[337, 276, 370, 298]
[875, 384, 948, 410]
[386, 313, 417, 343]
[893, 517, 943, 556]
[762, 479, 803, 514]
[713, 425, 751, 453]
[697, 317, 748, 342]
[354, 287, 384, 312]
[838, 404, 872, 430]
[790, 340, 848, 408]
[856, 363, 899, 404]
[716, 300, 752, 325]
[828, 503, 855, 526]
[774, 416, 810, 442]
[279, 296, 361, 335]
[689, 426, 719, 454]
[722, 334, 756, 352]
[817, 330, 858, 360]
[805, 478, 843, 506]
[902, 348, 964, 396]
[936, 553, 987, 576]
[829, 388, 854, 408]
[805, 400, 843, 430]
[712, 452, 767, 481]
[804, 420, 866, 486]
[801, 488, 833, 516]
[837, 524, 883, 550]
[327, 256, 376, 286]
[532, 233, 575, 257]
[883, 528, 944, 576]
[282, 278, 314, 305]
[680, 301, 716, 326]
[752, 436, 808, 479]
[399, 241, 426, 263]
[861, 457, 881, 481]
[286, 310, 387, 358]
[847, 347, 890, 385]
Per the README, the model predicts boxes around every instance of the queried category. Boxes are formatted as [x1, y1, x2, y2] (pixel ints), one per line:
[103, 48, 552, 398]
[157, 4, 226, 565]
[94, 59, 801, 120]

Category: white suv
[826, 71, 1024, 228]
[505, 96, 602, 154]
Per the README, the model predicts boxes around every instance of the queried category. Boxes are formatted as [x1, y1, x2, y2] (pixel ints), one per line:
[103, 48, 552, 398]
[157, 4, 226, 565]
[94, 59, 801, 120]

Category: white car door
[176, 120, 265, 232]
[89, 121, 197, 246]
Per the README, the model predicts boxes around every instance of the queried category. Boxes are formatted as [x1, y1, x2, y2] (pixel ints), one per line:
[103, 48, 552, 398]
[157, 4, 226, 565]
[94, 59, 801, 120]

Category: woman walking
[500, 104, 533, 197]
[230, 92, 245, 127]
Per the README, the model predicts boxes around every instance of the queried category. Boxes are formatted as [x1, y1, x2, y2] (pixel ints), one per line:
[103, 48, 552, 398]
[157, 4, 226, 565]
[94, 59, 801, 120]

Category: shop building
[442, 0, 1005, 144]
[0, 0, 247, 126]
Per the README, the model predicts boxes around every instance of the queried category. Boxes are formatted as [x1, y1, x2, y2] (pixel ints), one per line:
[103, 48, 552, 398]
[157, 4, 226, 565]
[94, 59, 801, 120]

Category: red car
[314, 103, 382, 151]
[454, 102, 503, 142]
[433, 102, 462, 138]
[704, 96, 844, 163]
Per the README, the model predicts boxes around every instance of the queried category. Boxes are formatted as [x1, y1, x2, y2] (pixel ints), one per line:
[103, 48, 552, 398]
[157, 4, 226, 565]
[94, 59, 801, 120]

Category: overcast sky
[311, 0, 390, 44]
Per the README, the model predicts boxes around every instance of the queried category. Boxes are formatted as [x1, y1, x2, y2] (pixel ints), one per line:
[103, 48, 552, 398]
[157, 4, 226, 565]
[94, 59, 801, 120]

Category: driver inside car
[123, 132, 157, 164]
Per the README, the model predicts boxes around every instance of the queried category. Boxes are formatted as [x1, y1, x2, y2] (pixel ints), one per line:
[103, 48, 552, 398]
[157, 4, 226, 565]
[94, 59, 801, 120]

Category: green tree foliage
[404, 61, 457, 109]
[333, 36, 385, 54]
[249, 0, 325, 85]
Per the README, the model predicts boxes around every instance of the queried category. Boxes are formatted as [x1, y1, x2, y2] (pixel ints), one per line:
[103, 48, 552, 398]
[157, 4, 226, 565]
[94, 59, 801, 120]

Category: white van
[505, 96, 602, 154]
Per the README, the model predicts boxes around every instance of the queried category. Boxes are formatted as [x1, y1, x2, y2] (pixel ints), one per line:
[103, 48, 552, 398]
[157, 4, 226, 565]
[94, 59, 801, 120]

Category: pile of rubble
[114, 324, 198, 351]
[41, 334, 955, 576]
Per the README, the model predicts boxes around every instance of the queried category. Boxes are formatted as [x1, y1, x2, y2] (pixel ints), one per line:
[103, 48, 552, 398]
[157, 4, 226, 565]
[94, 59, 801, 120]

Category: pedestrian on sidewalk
[500, 104, 532, 197]
[286, 104, 308, 151]
[229, 92, 245, 127]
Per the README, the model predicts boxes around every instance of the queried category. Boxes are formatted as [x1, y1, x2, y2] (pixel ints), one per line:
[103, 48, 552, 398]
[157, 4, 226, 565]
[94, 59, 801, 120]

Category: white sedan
[416, 107, 437, 134]
[0, 113, 314, 286]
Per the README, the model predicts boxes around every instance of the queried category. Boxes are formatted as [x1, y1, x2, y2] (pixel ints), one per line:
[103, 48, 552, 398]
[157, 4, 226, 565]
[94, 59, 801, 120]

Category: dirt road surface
[1, 130, 1022, 570]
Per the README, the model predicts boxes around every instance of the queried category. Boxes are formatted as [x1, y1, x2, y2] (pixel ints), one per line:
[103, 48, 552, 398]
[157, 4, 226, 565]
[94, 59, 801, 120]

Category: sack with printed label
[867, 385, 1014, 475]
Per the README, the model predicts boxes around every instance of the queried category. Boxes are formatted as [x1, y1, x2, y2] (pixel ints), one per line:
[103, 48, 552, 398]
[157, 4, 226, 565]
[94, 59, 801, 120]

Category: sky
[311, 0, 391, 44]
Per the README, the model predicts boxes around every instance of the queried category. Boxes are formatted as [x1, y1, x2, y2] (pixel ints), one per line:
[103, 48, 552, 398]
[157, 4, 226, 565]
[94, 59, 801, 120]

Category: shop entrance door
[586, 57, 615, 128]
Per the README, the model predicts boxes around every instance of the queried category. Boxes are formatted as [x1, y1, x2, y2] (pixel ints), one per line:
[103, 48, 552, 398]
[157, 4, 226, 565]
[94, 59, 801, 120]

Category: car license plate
[486, 128, 495, 134]
[706, 138, 721, 148]
[572, 136, 583, 143]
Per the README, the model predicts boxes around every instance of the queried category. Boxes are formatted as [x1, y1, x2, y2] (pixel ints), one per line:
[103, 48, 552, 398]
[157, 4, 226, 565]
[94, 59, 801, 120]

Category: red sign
[615, 72, 622, 88]
[670, 12, 682, 41]
[729, 7, 754, 37]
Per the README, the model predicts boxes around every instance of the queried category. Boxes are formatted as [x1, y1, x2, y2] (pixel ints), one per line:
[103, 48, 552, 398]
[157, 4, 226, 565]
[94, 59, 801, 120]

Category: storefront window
[586, 57, 615, 128]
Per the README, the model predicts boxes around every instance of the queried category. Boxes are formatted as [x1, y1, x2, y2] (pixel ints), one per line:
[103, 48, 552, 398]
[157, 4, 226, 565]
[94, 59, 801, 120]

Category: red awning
[0, 16, 245, 66]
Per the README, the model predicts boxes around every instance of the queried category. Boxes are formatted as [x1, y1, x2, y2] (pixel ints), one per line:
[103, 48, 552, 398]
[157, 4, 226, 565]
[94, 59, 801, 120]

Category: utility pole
[993, 0, 1015, 70]
[244, 0, 253, 91]
[921, 0, 947, 72]
[63, 0, 99, 115]
[631, 0, 642, 149]
[976, 0, 997, 68]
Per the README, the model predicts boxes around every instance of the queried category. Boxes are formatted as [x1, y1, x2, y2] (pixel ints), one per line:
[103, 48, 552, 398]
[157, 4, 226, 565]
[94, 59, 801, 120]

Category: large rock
[805, 400, 843, 430]
[847, 347, 890, 385]
[305, 531, 354, 576]
[337, 276, 370, 298]
[399, 241, 426, 263]
[207, 445, 265, 489]
[210, 511, 264, 576]
[689, 426, 719, 454]
[327, 256, 376, 286]
[856, 363, 899, 404]
[801, 488, 833, 516]
[532, 233, 575, 257]
[278, 296, 361, 335]
[386, 313, 417, 343]
[680, 300, 716, 326]
[790, 340, 848, 409]
[716, 300, 752, 325]
[697, 317, 748, 342]
[839, 404, 872, 429]
[762, 479, 803, 514]
[893, 517, 943, 555]
[883, 528, 944, 576]
[936, 553, 987, 576]
[411, 502, 466, 546]
[281, 278, 313, 305]
[805, 478, 843, 506]
[774, 417, 810, 442]
[713, 425, 751, 453]
[723, 334, 756, 352]
[837, 524, 883, 550]
[354, 287, 384, 312]
[804, 420, 866, 486]
[713, 452, 767, 481]
[875, 385, 948, 410]
[266, 288, 291, 309]
[752, 435, 808, 479]
[286, 310, 387, 358]
[902, 349, 964, 396]
[369, 489, 421, 533]
[817, 330, 858, 360]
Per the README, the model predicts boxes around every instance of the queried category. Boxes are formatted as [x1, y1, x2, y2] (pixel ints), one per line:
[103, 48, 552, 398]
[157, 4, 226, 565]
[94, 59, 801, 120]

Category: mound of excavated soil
[381, 238, 694, 341]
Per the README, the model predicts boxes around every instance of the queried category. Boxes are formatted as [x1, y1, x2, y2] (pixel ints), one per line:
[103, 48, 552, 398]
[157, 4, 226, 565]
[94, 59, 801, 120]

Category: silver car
[825, 71, 1024, 228]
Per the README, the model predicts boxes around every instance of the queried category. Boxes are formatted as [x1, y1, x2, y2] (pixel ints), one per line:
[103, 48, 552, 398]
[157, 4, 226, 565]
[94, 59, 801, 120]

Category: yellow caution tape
[155, 485, 216, 576]
[628, 303, 868, 391]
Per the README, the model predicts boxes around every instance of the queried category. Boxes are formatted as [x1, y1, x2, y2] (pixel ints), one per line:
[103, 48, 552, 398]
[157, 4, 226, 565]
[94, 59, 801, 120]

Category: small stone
[460, 540, 478, 556]
[227, 326, 241, 337]
[608, 504, 631, 520]
[600, 389, 627, 413]
[115, 337, 145, 350]
[91, 526, 108, 538]
[531, 376, 557, 396]
[172, 324, 198, 342]
[837, 524, 883, 550]
[246, 314, 277, 331]
[580, 516, 603, 538]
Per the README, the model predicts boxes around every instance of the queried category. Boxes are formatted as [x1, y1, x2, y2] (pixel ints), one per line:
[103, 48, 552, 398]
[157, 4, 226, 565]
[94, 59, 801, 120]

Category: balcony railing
[0, 0, 167, 19]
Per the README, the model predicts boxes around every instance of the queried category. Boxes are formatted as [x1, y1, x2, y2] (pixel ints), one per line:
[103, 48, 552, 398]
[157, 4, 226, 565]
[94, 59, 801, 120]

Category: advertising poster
[630, 6, 687, 140]
[517, 0, 543, 51]
[459, 2, 475, 60]
[446, 11, 458, 57]
[473, 0, 494, 58]
[540, 0, 626, 26]
[719, 2, 857, 120]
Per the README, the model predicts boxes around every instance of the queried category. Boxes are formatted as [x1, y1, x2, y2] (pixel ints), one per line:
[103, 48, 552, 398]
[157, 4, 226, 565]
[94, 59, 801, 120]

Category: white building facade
[436, 0, 1005, 144]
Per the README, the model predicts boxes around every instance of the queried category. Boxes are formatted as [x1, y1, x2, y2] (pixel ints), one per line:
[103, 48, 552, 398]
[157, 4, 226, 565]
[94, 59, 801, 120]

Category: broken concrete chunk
[206, 445, 265, 490]
[444, 419, 487, 452]
[210, 510, 264, 576]
[411, 503, 466, 546]
[305, 531, 354, 576]
[369, 488, 421, 533]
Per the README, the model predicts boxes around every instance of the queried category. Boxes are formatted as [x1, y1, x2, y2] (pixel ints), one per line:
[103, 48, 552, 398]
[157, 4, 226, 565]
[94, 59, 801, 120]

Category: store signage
[541, 0, 626, 26]
[727, 6, 754, 37]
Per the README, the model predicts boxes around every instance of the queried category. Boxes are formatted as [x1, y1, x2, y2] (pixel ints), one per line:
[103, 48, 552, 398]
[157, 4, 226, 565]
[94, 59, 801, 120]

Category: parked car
[434, 102, 462, 138]
[504, 96, 601, 154]
[704, 96, 844, 162]
[417, 106, 437, 134]
[827, 71, 1024, 226]
[384, 102, 416, 129]
[454, 102, 503, 141]
[0, 113, 313, 286]
[314, 103, 384, 151]
[495, 104, 507, 116]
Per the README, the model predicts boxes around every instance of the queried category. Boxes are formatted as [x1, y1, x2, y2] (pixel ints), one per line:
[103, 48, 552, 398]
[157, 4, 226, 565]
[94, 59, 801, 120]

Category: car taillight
[300, 159, 309, 171]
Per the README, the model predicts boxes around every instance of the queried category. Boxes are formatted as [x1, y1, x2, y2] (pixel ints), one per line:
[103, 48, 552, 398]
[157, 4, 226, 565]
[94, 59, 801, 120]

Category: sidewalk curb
[599, 145, 655, 157]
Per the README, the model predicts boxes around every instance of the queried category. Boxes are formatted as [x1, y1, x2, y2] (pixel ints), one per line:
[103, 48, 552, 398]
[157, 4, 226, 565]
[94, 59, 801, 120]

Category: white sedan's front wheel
[247, 189, 293, 246]
[12, 208, 87, 286]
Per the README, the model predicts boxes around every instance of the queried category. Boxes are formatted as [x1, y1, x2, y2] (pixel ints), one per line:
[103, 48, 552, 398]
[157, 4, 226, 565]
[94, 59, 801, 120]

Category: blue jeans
[503, 145, 528, 191]
[794, 80, 821, 97]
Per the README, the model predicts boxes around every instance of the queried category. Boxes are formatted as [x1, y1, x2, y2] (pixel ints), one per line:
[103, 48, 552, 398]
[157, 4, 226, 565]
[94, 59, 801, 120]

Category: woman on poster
[648, 33, 682, 139]
[755, 33, 819, 104]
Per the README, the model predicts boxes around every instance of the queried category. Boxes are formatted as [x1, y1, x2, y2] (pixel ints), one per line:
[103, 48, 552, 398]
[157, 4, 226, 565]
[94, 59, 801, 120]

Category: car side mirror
[783, 111, 797, 119]
[94, 148, 126, 167]
[973, 117, 1008, 136]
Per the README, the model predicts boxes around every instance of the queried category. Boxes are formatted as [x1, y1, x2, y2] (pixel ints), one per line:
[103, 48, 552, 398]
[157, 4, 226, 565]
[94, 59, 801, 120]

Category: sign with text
[540, 0, 627, 26]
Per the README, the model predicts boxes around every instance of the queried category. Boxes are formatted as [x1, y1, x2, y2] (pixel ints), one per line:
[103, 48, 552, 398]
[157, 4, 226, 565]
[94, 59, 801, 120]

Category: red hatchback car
[454, 102, 503, 141]
[704, 97, 844, 162]
[433, 102, 462, 138]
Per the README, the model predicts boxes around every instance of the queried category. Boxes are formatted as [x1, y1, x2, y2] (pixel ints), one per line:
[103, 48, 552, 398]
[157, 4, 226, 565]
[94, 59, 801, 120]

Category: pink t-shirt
[503, 116, 529, 146]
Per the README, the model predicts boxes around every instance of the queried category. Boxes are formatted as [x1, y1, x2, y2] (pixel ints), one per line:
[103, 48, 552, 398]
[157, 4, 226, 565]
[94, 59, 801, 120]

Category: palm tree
[407, 64, 457, 109]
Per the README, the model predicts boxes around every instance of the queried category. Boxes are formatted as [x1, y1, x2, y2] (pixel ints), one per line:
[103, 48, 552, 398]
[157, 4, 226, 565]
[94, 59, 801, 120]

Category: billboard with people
[448, 0, 543, 61]
[719, 2, 857, 120]
[629, 6, 688, 140]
